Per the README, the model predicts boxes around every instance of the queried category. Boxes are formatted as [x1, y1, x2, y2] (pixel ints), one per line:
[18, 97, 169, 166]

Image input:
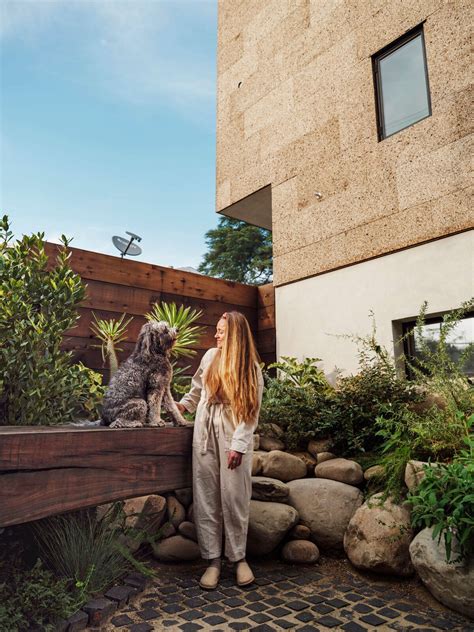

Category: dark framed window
[402, 311, 474, 380]
[372, 24, 431, 140]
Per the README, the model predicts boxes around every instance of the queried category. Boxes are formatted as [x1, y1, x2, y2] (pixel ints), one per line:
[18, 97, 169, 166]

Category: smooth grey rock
[287, 478, 363, 550]
[167, 495, 186, 528]
[364, 465, 385, 481]
[252, 476, 290, 502]
[178, 520, 197, 542]
[252, 452, 264, 475]
[175, 487, 193, 508]
[315, 458, 364, 486]
[186, 502, 194, 522]
[259, 435, 285, 451]
[404, 460, 439, 491]
[288, 524, 311, 540]
[247, 500, 299, 555]
[281, 539, 320, 563]
[307, 438, 332, 457]
[344, 494, 414, 576]
[410, 527, 474, 618]
[152, 534, 201, 561]
[316, 452, 336, 464]
[262, 450, 307, 482]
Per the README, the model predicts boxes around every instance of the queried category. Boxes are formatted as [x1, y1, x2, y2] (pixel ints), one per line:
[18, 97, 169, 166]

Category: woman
[175, 311, 264, 590]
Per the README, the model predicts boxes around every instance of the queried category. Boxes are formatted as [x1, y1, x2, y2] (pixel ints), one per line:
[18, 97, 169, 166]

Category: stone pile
[101, 427, 473, 620]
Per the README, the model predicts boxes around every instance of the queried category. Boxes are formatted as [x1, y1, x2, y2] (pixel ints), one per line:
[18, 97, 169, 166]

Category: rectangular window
[402, 312, 474, 380]
[373, 25, 431, 140]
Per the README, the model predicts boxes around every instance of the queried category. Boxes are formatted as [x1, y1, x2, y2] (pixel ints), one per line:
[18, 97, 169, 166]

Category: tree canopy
[198, 217, 272, 285]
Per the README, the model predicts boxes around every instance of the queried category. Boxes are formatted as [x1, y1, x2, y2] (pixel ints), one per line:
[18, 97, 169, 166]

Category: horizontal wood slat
[45, 243, 256, 307]
[0, 427, 193, 527]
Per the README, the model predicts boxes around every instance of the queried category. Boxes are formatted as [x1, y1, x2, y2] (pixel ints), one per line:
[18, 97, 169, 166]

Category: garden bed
[0, 426, 193, 527]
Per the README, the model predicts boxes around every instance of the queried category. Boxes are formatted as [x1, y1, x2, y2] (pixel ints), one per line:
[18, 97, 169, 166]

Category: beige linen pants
[192, 413, 253, 562]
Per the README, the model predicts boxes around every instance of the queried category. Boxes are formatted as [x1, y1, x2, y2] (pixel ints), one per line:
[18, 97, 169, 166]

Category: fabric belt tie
[200, 401, 231, 455]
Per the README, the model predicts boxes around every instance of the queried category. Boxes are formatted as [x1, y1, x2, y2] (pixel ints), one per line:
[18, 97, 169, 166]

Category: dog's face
[137, 321, 178, 358]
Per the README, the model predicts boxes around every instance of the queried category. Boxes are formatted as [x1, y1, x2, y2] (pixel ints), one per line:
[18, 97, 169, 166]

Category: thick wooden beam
[0, 426, 193, 527]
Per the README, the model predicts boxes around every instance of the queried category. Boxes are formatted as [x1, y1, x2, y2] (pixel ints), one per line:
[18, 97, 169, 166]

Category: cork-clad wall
[216, 0, 473, 287]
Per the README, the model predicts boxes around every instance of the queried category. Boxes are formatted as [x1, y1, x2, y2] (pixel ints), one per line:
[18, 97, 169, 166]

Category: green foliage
[407, 414, 474, 563]
[32, 505, 154, 599]
[0, 216, 104, 425]
[90, 312, 133, 375]
[198, 217, 272, 284]
[146, 301, 205, 359]
[0, 558, 77, 632]
[259, 375, 333, 450]
[268, 356, 330, 389]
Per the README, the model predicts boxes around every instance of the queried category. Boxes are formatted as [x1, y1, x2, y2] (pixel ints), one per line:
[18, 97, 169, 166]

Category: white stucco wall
[275, 231, 474, 381]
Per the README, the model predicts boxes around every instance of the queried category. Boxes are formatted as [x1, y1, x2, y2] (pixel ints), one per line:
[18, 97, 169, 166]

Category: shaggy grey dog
[102, 320, 190, 428]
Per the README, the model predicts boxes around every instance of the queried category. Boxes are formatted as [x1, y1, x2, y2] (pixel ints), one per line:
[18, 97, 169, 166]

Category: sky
[0, 0, 218, 269]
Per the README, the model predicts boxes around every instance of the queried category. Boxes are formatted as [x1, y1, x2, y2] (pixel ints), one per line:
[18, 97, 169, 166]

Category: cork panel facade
[216, 0, 473, 286]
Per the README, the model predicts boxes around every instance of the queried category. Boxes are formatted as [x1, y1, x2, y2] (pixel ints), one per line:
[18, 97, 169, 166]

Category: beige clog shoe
[235, 559, 255, 586]
[199, 564, 220, 590]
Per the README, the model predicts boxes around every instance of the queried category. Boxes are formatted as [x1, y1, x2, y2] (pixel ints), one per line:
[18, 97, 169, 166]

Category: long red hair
[204, 311, 261, 428]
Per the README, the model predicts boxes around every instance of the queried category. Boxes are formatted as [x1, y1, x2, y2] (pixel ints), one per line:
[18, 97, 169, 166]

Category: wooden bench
[0, 426, 193, 527]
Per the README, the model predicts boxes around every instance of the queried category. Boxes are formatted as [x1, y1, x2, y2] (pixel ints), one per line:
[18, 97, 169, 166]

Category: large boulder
[152, 535, 200, 562]
[259, 436, 285, 451]
[247, 500, 299, 555]
[262, 423, 285, 439]
[364, 465, 385, 482]
[410, 528, 474, 619]
[315, 458, 364, 486]
[404, 460, 439, 491]
[344, 494, 414, 576]
[281, 540, 320, 564]
[262, 450, 307, 482]
[252, 452, 265, 475]
[252, 476, 290, 502]
[287, 479, 363, 550]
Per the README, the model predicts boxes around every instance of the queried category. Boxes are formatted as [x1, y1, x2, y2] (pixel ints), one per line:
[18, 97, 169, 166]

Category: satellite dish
[112, 231, 142, 258]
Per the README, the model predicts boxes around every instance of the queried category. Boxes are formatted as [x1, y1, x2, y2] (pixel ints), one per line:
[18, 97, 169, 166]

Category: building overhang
[217, 184, 272, 231]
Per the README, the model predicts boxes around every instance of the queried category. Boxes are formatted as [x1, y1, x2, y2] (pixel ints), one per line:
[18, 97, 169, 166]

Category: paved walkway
[103, 556, 473, 632]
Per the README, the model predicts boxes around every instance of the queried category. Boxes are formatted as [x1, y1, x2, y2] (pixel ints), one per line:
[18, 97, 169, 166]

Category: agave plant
[90, 312, 133, 376]
[145, 301, 205, 359]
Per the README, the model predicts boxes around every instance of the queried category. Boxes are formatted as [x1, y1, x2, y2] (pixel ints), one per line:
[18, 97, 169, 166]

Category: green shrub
[0, 558, 77, 632]
[407, 414, 474, 562]
[268, 355, 330, 389]
[0, 216, 104, 425]
[259, 374, 333, 450]
[33, 506, 154, 599]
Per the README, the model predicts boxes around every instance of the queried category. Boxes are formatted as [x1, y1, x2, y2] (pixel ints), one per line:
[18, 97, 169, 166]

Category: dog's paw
[175, 418, 194, 428]
[110, 419, 144, 428]
[148, 418, 167, 427]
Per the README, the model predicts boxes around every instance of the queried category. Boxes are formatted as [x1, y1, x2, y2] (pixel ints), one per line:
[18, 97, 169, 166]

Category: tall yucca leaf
[90, 312, 133, 375]
[145, 301, 205, 358]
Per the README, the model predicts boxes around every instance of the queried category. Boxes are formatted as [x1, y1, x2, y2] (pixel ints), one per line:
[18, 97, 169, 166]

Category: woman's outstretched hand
[175, 402, 186, 413]
[227, 450, 243, 469]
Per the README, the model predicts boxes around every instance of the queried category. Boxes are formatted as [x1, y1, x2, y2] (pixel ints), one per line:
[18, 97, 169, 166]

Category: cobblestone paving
[103, 557, 473, 632]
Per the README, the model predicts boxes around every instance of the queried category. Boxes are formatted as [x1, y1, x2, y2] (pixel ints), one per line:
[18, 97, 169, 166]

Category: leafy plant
[32, 505, 155, 599]
[0, 215, 104, 425]
[407, 414, 474, 562]
[259, 375, 333, 450]
[0, 558, 77, 632]
[145, 301, 205, 359]
[268, 356, 331, 390]
[90, 312, 133, 375]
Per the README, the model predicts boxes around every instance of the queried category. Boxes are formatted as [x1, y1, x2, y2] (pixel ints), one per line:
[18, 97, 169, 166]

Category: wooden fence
[45, 243, 276, 381]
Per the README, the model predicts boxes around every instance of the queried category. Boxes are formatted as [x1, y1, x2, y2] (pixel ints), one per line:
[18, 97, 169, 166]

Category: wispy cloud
[1, 0, 216, 112]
